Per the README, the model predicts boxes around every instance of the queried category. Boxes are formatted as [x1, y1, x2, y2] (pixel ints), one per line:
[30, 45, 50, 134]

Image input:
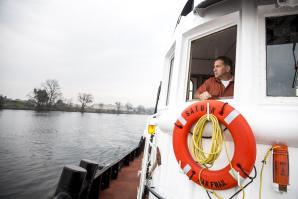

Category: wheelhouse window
[187, 26, 237, 100]
[266, 14, 298, 97]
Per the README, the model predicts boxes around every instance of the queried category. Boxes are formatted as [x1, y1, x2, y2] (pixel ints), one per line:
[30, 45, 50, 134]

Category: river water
[0, 110, 147, 199]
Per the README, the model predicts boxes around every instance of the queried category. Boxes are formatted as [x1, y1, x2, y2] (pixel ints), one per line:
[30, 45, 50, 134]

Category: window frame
[166, 56, 175, 105]
[178, 12, 240, 103]
[258, 5, 298, 105]
[161, 42, 175, 107]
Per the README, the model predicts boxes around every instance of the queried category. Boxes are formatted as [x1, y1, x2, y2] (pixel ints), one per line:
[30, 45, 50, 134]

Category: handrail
[53, 137, 145, 199]
[154, 81, 162, 114]
[94, 146, 138, 177]
[88, 137, 145, 199]
[94, 137, 145, 178]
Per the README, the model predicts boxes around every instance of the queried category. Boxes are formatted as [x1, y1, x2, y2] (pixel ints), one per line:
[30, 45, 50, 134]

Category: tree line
[0, 79, 153, 114]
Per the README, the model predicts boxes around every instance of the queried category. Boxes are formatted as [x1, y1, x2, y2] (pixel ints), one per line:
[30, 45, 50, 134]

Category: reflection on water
[0, 110, 147, 199]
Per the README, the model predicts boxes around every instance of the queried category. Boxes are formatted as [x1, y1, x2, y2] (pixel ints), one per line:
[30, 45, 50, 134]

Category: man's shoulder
[205, 77, 218, 83]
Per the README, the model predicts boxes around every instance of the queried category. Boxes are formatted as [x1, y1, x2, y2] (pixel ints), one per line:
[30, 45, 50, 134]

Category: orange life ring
[173, 100, 256, 190]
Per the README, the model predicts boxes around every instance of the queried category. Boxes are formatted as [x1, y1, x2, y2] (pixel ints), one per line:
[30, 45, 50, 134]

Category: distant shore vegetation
[0, 79, 154, 115]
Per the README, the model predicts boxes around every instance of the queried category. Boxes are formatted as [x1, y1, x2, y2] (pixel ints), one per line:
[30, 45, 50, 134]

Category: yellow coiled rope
[192, 114, 223, 167]
[192, 113, 245, 199]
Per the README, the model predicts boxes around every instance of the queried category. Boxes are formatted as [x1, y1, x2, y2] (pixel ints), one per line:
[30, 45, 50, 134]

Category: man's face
[213, 60, 230, 79]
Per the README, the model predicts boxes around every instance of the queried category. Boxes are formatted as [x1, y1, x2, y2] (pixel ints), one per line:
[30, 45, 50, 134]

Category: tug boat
[137, 0, 298, 199]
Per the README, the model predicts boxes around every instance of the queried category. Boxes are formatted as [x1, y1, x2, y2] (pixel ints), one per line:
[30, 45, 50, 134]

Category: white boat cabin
[138, 0, 298, 199]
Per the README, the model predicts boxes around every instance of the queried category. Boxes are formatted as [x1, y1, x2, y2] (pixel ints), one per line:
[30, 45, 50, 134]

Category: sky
[0, 0, 185, 107]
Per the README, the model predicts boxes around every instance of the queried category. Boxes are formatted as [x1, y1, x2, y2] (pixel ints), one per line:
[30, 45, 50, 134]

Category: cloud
[0, 0, 183, 107]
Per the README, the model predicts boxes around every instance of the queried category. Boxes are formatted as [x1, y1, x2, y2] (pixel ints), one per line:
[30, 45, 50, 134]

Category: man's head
[213, 56, 233, 80]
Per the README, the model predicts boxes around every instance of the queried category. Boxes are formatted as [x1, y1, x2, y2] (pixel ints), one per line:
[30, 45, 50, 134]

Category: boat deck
[99, 154, 143, 199]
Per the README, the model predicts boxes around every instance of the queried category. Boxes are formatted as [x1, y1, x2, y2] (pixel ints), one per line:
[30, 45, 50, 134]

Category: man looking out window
[194, 56, 234, 100]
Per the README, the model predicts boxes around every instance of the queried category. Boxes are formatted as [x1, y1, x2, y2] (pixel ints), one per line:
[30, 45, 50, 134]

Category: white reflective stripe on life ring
[182, 164, 191, 174]
[178, 115, 187, 126]
[224, 110, 240, 125]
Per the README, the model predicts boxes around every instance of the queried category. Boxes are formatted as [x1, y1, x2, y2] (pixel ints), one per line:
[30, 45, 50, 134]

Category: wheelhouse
[160, 0, 298, 107]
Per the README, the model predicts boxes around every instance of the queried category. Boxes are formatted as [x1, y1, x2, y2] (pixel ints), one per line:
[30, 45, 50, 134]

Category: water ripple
[0, 110, 146, 199]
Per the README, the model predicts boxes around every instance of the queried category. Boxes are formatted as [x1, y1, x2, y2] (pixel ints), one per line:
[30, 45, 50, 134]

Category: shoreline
[0, 107, 151, 115]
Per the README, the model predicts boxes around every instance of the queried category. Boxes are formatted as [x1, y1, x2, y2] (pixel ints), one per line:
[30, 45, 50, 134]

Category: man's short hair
[215, 56, 233, 68]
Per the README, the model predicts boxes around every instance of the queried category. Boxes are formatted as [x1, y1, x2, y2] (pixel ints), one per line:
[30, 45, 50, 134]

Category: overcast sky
[0, 0, 185, 107]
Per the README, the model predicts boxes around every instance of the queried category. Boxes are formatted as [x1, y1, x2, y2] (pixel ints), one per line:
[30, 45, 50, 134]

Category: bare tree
[42, 79, 62, 106]
[98, 103, 104, 110]
[136, 105, 145, 114]
[125, 102, 133, 112]
[115, 101, 121, 114]
[78, 93, 93, 112]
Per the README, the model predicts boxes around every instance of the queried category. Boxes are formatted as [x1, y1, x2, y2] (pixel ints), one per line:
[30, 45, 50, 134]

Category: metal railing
[89, 137, 145, 199]
[53, 137, 145, 199]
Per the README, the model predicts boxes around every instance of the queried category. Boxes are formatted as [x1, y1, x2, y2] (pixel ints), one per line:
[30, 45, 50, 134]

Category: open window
[187, 26, 237, 100]
[266, 14, 298, 97]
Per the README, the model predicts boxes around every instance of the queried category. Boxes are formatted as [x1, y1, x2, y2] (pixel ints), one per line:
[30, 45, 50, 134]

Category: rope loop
[191, 114, 223, 167]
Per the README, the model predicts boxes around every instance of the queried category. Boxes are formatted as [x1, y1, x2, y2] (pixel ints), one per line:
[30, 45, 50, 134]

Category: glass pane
[266, 14, 298, 96]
